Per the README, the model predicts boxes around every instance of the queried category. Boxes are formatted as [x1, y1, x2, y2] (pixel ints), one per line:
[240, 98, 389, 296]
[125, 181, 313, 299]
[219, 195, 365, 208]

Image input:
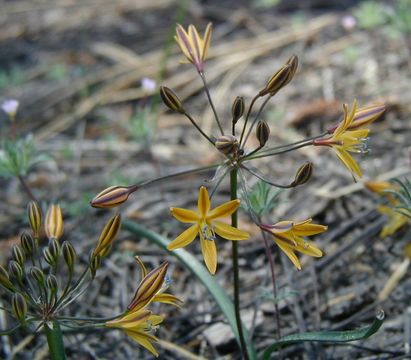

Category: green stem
[200, 72, 224, 135]
[230, 169, 249, 360]
[44, 321, 67, 360]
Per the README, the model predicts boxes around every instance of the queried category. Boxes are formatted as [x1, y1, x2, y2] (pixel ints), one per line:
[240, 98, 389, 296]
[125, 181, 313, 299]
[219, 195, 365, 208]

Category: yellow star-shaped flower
[167, 186, 249, 274]
[315, 100, 369, 178]
[261, 218, 327, 270]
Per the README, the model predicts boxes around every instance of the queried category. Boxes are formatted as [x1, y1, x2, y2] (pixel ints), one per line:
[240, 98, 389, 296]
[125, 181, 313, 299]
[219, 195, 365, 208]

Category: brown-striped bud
[45, 204, 64, 240]
[48, 239, 60, 260]
[93, 214, 121, 257]
[30, 266, 45, 285]
[21, 232, 35, 257]
[160, 86, 184, 113]
[128, 261, 169, 311]
[328, 103, 386, 133]
[27, 201, 42, 237]
[11, 245, 26, 267]
[0, 265, 13, 290]
[43, 248, 55, 266]
[256, 121, 270, 147]
[259, 55, 298, 97]
[12, 293, 27, 324]
[8, 261, 23, 282]
[46, 274, 58, 293]
[89, 254, 101, 278]
[90, 185, 136, 209]
[232, 96, 245, 124]
[215, 135, 239, 155]
[291, 162, 313, 187]
[62, 241, 76, 273]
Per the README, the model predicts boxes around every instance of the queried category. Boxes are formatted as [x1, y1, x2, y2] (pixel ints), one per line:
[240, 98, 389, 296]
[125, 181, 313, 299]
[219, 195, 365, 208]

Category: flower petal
[294, 239, 323, 257]
[214, 221, 249, 240]
[200, 238, 217, 274]
[293, 222, 328, 236]
[202, 23, 213, 60]
[265, 220, 294, 234]
[167, 224, 199, 250]
[125, 329, 159, 357]
[197, 186, 210, 215]
[274, 239, 301, 270]
[170, 207, 200, 223]
[207, 199, 240, 220]
[334, 148, 362, 178]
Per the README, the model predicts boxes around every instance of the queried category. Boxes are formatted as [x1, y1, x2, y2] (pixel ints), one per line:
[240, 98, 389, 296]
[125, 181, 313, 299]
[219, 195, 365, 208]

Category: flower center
[200, 222, 216, 241]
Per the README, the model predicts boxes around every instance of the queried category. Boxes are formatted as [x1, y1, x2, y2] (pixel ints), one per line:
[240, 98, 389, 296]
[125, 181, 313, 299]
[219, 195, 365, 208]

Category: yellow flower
[377, 205, 408, 237]
[106, 309, 163, 357]
[365, 181, 409, 237]
[167, 186, 249, 274]
[314, 100, 369, 178]
[175, 23, 212, 73]
[261, 219, 327, 270]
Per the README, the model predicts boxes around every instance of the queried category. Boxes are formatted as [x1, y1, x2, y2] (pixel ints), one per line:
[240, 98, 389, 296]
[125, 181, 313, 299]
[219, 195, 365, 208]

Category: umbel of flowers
[0, 202, 181, 358]
[90, 22, 385, 358]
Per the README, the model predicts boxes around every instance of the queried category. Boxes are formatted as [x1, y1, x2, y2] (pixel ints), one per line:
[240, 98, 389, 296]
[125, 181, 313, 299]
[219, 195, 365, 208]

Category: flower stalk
[230, 168, 249, 359]
[44, 321, 67, 360]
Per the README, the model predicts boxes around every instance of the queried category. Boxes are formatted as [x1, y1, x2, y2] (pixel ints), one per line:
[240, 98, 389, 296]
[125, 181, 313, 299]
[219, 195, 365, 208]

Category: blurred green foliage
[242, 180, 282, 217]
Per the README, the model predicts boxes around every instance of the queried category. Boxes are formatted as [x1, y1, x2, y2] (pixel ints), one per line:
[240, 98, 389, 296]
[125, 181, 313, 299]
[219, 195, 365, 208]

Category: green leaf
[262, 310, 385, 360]
[123, 219, 257, 360]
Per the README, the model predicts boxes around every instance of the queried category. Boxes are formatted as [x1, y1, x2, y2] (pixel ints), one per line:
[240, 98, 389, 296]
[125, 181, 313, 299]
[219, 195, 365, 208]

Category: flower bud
[46, 274, 58, 293]
[48, 238, 60, 260]
[328, 103, 386, 133]
[12, 245, 26, 267]
[8, 261, 23, 282]
[215, 135, 239, 155]
[259, 55, 298, 97]
[256, 121, 270, 147]
[0, 265, 13, 290]
[93, 214, 121, 257]
[128, 261, 169, 311]
[89, 254, 102, 277]
[30, 266, 45, 285]
[43, 248, 55, 266]
[62, 241, 76, 273]
[91, 185, 136, 209]
[291, 162, 313, 187]
[160, 86, 184, 113]
[21, 232, 35, 257]
[232, 96, 245, 124]
[12, 293, 27, 324]
[45, 204, 64, 240]
[27, 201, 42, 237]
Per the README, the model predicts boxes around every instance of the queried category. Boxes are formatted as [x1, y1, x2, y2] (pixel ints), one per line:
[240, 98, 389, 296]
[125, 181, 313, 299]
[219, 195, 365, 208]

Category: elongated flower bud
[27, 201, 42, 237]
[259, 55, 298, 97]
[215, 135, 239, 155]
[12, 293, 27, 324]
[8, 261, 23, 282]
[45, 204, 64, 240]
[256, 121, 270, 147]
[0, 265, 13, 290]
[30, 266, 45, 285]
[232, 96, 245, 124]
[43, 248, 54, 266]
[128, 261, 169, 311]
[12, 245, 26, 267]
[62, 241, 76, 273]
[46, 274, 58, 293]
[91, 185, 136, 209]
[21, 232, 35, 257]
[93, 214, 121, 257]
[160, 86, 184, 113]
[291, 162, 313, 186]
[328, 103, 386, 133]
[90, 254, 101, 277]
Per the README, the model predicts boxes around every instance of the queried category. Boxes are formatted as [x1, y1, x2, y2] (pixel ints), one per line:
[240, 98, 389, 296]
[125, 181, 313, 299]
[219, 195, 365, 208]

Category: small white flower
[1, 99, 19, 119]
[141, 77, 156, 93]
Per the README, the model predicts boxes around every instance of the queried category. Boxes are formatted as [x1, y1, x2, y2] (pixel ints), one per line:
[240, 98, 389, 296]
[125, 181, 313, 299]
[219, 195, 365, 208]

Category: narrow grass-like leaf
[262, 310, 385, 360]
[123, 219, 257, 360]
